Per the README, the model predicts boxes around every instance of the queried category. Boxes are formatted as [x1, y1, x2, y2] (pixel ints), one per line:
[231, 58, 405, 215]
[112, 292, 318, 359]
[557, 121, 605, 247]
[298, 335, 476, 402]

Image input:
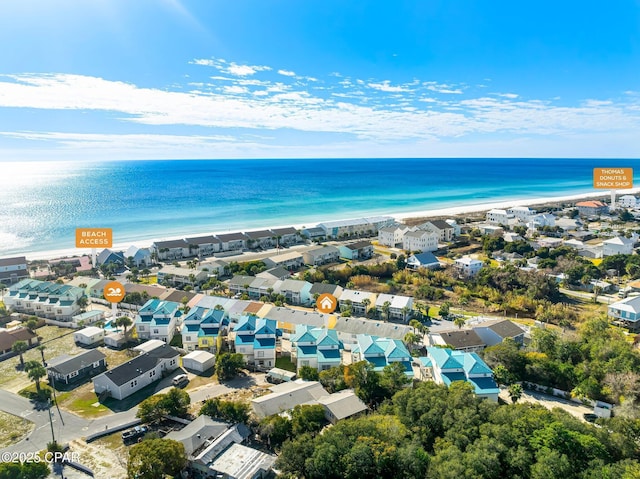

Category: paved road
[0, 372, 268, 453]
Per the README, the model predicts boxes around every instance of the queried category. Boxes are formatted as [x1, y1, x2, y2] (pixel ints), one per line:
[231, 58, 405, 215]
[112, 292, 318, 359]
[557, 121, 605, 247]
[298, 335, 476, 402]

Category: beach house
[486, 209, 513, 225]
[454, 256, 484, 278]
[263, 252, 304, 271]
[402, 230, 438, 253]
[418, 220, 456, 242]
[233, 315, 277, 371]
[421, 347, 499, 401]
[181, 306, 228, 353]
[619, 195, 638, 209]
[0, 256, 28, 285]
[290, 325, 343, 371]
[603, 236, 635, 256]
[135, 299, 183, 343]
[473, 320, 526, 347]
[507, 207, 537, 222]
[431, 330, 486, 353]
[157, 265, 208, 288]
[216, 232, 249, 252]
[608, 296, 640, 330]
[350, 334, 413, 378]
[378, 225, 413, 247]
[277, 279, 313, 306]
[245, 230, 275, 250]
[317, 216, 394, 239]
[301, 227, 327, 241]
[407, 252, 441, 270]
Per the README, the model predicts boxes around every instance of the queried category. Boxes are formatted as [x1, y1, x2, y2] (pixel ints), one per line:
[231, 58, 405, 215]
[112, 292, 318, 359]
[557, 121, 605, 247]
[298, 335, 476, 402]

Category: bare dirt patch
[68, 435, 128, 479]
[0, 410, 34, 448]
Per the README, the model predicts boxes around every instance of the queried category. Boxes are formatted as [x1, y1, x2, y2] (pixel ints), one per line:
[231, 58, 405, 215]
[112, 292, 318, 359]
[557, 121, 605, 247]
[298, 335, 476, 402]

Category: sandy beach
[21, 188, 640, 263]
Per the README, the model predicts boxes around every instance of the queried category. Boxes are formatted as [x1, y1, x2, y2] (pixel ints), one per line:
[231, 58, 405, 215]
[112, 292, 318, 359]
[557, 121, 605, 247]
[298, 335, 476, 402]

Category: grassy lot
[58, 383, 111, 418]
[184, 368, 217, 390]
[276, 356, 296, 372]
[139, 275, 158, 285]
[0, 325, 137, 394]
[0, 410, 34, 448]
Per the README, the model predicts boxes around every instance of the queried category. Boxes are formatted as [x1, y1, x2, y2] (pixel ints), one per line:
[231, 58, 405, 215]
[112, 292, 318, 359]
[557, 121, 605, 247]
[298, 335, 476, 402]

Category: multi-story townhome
[233, 315, 277, 371]
[350, 334, 413, 378]
[157, 265, 208, 287]
[245, 230, 275, 250]
[527, 213, 556, 229]
[317, 216, 394, 239]
[375, 294, 413, 322]
[135, 299, 182, 343]
[4, 279, 85, 321]
[302, 246, 340, 266]
[619, 195, 638, 209]
[339, 289, 377, 317]
[184, 235, 222, 257]
[277, 279, 313, 306]
[338, 241, 374, 260]
[263, 252, 304, 271]
[269, 227, 300, 246]
[402, 230, 438, 253]
[603, 236, 635, 256]
[378, 225, 413, 247]
[576, 200, 608, 216]
[182, 306, 228, 353]
[290, 325, 343, 371]
[0, 256, 28, 285]
[418, 220, 456, 242]
[153, 239, 190, 261]
[216, 233, 249, 252]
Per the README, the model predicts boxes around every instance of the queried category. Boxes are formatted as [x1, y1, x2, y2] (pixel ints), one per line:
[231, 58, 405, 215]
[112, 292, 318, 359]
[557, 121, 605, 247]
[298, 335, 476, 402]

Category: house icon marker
[316, 293, 337, 314]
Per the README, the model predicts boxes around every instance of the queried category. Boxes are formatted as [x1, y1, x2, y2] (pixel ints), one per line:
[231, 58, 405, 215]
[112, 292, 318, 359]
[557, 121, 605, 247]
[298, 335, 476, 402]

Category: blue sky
[0, 0, 639, 160]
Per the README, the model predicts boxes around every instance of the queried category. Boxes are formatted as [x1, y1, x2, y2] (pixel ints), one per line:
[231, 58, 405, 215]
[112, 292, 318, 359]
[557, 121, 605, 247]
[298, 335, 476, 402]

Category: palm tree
[404, 332, 420, 352]
[401, 305, 411, 322]
[381, 301, 391, 321]
[25, 360, 47, 393]
[453, 315, 467, 329]
[115, 316, 133, 337]
[362, 298, 371, 317]
[12, 340, 28, 369]
[37, 345, 46, 366]
[409, 319, 422, 335]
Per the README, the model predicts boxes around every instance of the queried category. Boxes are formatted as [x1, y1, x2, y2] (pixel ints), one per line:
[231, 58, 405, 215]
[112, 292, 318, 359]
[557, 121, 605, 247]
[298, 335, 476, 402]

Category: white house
[619, 195, 638, 209]
[184, 235, 222, 256]
[73, 326, 104, 347]
[507, 206, 536, 222]
[486, 209, 513, 225]
[263, 252, 304, 271]
[402, 230, 438, 253]
[93, 343, 180, 400]
[153, 239, 190, 261]
[233, 316, 277, 371]
[4, 279, 86, 321]
[251, 379, 329, 418]
[338, 241, 374, 260]
[157, 265, 208, 287]
[527, 213, 556, 229]
[603, 236, 635, 256]
[216, 232, 249, 252]
[269, 227, 300, 246]
[378, 225, 412, 247]
[317, 216, 394, 239]
[375, 294, 413, 321]
[454, 256, 483, 277]
[418, 220, 456, 242]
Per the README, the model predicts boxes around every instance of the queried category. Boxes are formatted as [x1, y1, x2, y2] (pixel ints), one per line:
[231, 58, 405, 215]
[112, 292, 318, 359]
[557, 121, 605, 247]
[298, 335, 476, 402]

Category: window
[149, 370, 156, 377]
[185, 336, 191, 341]
[153, 329, 159, 334]
[92, 361, 101, 368]
[130, 380, 138, 388]
[257, 351, 264, 358]
[69, 371, 78, 378]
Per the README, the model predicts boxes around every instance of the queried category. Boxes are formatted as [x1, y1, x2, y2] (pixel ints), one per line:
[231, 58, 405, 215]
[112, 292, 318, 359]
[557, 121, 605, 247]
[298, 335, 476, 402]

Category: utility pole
[48, 398, 56, 445]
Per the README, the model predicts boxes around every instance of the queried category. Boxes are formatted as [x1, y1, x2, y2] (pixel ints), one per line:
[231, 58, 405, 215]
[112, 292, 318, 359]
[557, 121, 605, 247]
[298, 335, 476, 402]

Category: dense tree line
[483, 317, 640, 405]
[276, 381, 640, 479]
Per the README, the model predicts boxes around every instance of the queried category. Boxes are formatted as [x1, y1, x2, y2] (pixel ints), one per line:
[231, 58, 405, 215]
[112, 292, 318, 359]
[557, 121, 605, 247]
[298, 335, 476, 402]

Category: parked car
[583, 413, 598, 423]
[122, 425, 149, 444]
[172, 374, 189, 387]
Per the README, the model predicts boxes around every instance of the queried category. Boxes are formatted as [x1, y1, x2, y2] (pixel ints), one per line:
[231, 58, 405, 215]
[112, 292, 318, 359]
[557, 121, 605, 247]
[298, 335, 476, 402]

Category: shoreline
[20, 187, 640, 263]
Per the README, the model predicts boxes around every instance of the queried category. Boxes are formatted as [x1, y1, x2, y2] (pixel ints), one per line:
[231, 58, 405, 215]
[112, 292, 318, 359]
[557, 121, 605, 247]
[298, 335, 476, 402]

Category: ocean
[1, 158, 638, 257]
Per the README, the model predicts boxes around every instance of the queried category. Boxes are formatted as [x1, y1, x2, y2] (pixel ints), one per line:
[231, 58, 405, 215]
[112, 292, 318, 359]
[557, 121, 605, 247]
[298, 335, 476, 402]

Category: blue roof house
[233, 315, 278, 371]
[423, 347, 499, 401]
[351, 334, 413, 378]
[181, 307, 228, 353]
[135, 299, 182, 344]
[290, 325, 343, 372]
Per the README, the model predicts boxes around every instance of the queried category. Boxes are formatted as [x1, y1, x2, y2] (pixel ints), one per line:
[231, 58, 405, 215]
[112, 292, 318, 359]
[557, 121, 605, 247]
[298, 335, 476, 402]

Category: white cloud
[225, 63, 271, 76]
[497, 93, 519, 99]
[223, 85, 249, 94]
[278, 69, 296, 77]
[367, 81, 411, 93]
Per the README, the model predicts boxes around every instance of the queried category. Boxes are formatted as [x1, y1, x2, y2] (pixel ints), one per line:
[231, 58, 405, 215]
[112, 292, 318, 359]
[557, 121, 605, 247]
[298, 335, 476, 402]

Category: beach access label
[593, 168, 633, 189]
[75, 228, 113, 248]
[103, 281, 125, 303]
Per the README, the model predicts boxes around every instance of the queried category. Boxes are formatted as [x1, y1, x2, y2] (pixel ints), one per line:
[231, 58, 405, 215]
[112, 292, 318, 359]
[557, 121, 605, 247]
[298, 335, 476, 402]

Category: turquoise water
[1, 158, 637, 256]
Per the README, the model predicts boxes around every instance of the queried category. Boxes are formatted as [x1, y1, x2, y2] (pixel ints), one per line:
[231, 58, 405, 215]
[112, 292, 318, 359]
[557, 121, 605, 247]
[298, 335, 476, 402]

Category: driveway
[498, 387, 594, 421]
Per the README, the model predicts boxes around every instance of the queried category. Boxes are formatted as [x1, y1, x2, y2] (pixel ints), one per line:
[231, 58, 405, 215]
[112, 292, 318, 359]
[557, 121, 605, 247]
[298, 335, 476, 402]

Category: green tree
[115, 316, 133, 337]
[25, 318, 38, 333]
[381, 301, 391, 321]
[0, 462, 49, 479]
[24, 360, 46, 393]
[127, 438, 186, 479]
[453, 315, 466, 329]
[200, 398, 250, 423]
[12, 340, 28, 368]
[319, 365, 347, 393]
[215, 352, 245, 380]
[36, 344, 46, 366]
[438, 302, 450, 319]
[380, 361, 411, 397]
[291, 404, 327, 436]
[162, 387, 191, 417]
[299, 365, 320, 381]
[258, 414, 292, 448]
[136, 395, 166, 424]
[508, 383, 523, 403]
